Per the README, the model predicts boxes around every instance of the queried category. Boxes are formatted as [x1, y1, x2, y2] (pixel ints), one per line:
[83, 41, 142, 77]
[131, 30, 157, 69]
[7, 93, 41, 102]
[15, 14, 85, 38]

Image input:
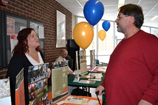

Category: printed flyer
[79, 50, 87, 74]
[0, 78, 11, 105]
[90, 50, 96, 70]
[15, 68, 25, 105]
[28, 63, 49, 105]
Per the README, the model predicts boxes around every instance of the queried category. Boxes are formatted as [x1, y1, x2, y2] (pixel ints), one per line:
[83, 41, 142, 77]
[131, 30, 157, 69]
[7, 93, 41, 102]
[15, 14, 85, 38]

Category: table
[48, 66, 106, 105]
[53, 95, 102, 105]
[68, 66, 106, 88]
[68, 66, 107, 105]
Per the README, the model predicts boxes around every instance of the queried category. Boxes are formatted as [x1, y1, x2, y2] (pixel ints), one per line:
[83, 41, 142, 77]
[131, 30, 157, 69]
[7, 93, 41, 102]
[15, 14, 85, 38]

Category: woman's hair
[13, 27, 41, 56]
[119, 4, 144, 28]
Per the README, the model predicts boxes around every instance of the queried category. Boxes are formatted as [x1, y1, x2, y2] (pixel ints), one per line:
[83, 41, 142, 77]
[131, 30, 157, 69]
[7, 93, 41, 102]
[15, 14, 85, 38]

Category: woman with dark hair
[7, 28, 44, 105]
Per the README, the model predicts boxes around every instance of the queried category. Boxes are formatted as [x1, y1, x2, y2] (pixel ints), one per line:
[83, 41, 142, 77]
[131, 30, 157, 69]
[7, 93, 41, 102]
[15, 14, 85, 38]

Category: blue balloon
[83, 0, 104, 26]
[102, 20, 110, 31]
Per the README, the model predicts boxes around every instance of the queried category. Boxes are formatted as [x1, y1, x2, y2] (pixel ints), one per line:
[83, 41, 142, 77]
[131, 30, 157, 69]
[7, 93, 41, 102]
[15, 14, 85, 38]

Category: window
[141, 26, 150, 33]
[76, 17, 115, 65]
[98, 20, 114, 63]
[76, 16, 158, 66]
[151, 27, 158, 37]
[6, 16, 27, 64]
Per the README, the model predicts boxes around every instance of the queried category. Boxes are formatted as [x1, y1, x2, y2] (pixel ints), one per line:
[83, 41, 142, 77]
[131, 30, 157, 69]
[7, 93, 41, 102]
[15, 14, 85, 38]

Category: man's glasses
[116, 14, 129, 20]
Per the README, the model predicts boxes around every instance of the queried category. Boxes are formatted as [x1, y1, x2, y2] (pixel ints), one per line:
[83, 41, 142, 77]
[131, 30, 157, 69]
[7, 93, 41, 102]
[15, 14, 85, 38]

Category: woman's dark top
[7, 52, 44, 105]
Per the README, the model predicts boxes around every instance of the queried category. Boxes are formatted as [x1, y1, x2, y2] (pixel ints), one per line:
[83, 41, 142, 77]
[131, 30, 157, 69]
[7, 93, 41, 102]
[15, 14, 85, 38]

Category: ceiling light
[118, 0, 125, 8]
[150, 15, 158, 21]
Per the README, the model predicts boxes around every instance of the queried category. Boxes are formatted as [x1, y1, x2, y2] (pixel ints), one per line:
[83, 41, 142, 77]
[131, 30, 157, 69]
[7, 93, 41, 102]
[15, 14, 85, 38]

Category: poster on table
[79, 50, 87, 74]
[51, 65, 68, 103]
[28, 63, 49, 105]
[90, 50, 96, 70]
[15, 68, 25, 105]
[0, 78, 11, 105]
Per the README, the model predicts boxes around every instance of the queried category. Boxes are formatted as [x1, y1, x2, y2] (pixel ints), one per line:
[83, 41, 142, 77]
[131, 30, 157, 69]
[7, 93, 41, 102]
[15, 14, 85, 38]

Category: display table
[68, 66, 106, 88]
[47, 66, 106, 105]
[53, 95, 102, 105]
[68, 66, 107, 105]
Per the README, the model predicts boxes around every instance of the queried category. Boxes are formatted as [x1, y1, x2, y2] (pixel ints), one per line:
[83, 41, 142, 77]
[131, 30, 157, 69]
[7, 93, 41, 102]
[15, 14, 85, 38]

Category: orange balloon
[98, 30, 106, 41]
[73, 22, 94, 49]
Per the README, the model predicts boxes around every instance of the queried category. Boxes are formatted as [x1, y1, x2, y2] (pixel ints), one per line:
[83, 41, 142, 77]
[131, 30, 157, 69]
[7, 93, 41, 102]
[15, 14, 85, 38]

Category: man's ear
[129, 16, 135, 24]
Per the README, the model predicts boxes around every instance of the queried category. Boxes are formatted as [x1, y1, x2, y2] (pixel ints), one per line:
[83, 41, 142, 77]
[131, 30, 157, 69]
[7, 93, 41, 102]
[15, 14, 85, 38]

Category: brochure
[79, 50, 87, 74]
[15, 68, 25, 105]
[51, 66, 68, 102]
[90, 50, 96, 71]
[64, 96, 88, 104]
[0, 78, 11, 105]
[97, 66, 107, 73]
[79, 80, 96, 84]
[28, 63, 49, 105]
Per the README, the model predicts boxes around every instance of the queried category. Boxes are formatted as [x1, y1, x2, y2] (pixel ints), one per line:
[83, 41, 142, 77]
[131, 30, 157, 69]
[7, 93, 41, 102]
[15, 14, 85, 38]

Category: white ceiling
[56, 0, 158, 28]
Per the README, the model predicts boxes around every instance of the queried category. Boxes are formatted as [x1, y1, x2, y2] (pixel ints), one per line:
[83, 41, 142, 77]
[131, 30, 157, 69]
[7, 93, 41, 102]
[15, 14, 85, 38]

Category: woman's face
[27, 30, 40, 49]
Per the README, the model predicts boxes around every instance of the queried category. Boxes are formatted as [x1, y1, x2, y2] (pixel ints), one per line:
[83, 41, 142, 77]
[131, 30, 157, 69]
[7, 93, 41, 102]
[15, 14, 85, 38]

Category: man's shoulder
[55, 56, 63, 62]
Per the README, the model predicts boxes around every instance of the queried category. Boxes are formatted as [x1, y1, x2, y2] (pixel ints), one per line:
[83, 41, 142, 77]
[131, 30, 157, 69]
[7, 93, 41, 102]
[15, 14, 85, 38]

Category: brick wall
[0, 0, 72, 78]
